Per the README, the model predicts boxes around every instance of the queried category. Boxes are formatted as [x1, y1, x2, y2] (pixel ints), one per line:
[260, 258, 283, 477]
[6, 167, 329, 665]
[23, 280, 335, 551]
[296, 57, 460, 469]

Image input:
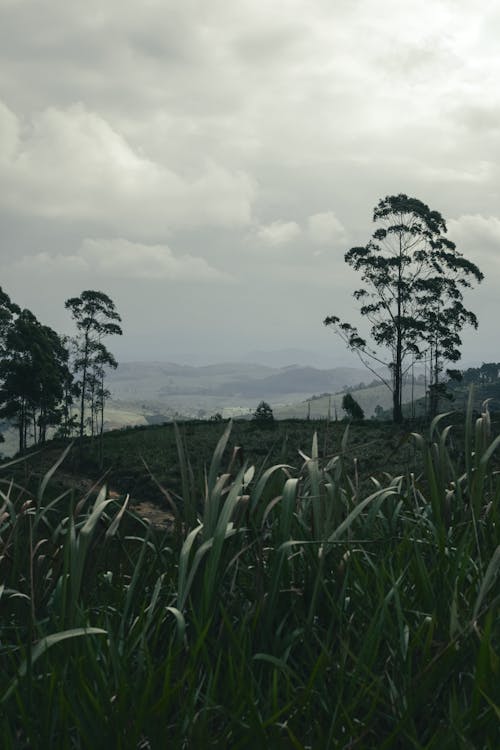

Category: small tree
[253, 400, 274, 426]
[342, 393, 364, 421]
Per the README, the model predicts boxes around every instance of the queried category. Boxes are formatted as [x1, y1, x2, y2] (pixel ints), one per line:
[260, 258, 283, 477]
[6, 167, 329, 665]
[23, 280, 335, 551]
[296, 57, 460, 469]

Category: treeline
[0, 287, 121, 454]
[450, 361, 500, 386]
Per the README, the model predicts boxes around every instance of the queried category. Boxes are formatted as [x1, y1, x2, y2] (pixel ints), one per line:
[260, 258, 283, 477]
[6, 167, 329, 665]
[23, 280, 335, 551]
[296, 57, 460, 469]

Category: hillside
[274, 382, 427, 420]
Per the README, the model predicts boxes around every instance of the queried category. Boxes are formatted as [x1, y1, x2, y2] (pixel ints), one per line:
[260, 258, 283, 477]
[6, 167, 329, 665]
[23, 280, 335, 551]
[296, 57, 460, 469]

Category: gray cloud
[255, 220, 302, 247]
[0, 101, 255, 233]
[11, 237, 233, 283]
[1, 0, 499, 363]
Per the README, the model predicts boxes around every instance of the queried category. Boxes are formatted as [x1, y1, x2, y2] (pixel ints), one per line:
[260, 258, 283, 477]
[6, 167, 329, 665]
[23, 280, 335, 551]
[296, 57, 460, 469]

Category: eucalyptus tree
[416, 270, 481, 416]
[81, 344, 116, 436]
[65, 291, 122, 443]
[324, 194, 482, 422]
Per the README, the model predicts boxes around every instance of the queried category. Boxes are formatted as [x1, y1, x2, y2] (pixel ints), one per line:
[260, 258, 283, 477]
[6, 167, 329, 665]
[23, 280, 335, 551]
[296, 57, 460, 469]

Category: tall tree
[65, 291, 122, 444]
[0, 310, 72, 452]
[324, 194, 482, 422]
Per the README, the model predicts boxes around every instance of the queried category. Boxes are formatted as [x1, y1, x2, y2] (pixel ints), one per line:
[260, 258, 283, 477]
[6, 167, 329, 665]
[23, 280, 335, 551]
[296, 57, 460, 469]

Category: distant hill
[274, 382, 427, 420]
[240, 348, 340, 369]
[106, 361, 370, 406]
[208, 366, 372, 398]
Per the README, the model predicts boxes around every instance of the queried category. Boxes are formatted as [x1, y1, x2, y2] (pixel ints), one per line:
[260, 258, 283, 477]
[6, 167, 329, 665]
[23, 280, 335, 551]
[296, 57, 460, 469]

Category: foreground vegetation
[1, 396, 499, 748]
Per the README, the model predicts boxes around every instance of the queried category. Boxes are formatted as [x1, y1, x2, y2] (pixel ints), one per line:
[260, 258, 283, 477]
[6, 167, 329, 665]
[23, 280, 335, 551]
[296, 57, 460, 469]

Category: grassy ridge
[1, 400, 499, 747]
[21, 418, 429, 507]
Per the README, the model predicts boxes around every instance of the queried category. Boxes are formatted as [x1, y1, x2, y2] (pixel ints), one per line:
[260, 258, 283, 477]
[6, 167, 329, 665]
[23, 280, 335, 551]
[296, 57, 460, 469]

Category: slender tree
[324, 194, 482, 422]
[415, 250, 482, 416]
[65, 291, 122, 446]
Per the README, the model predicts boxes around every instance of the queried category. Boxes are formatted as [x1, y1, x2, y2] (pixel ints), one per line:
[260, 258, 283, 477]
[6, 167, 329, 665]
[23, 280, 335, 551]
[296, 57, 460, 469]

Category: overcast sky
[1, 0, 499, 366]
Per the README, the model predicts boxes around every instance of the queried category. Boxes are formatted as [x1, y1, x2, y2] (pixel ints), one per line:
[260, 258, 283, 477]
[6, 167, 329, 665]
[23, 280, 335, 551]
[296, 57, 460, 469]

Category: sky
[1, 0, 500, 367]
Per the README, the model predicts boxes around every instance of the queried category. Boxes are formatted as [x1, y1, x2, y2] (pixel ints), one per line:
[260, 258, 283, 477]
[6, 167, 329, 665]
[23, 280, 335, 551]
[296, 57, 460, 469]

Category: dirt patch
[132, 501, 174, 531]
[47, 471, 174, 531]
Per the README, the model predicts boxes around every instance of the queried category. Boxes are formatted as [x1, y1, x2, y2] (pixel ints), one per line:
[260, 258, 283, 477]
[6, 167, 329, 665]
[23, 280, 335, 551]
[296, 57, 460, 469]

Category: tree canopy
[0, 309, 71, 452]
[0, 287, 123, 455]
[324, 194, 483, 422]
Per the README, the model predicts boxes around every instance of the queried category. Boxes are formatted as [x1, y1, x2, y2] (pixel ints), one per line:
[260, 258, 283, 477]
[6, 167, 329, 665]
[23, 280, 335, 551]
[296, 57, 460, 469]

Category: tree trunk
[98, 371, 105, 470]
[393, 332, 403, 423]
[18, 401, 24, 454]
[393, 244, 404, 424]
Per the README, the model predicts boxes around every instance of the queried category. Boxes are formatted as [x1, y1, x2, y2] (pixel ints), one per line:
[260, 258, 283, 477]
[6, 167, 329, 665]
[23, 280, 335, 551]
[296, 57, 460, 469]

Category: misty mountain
[208, 366, 371, 398]
[240, 348, 339, 369]
[107, 361, 370, 404]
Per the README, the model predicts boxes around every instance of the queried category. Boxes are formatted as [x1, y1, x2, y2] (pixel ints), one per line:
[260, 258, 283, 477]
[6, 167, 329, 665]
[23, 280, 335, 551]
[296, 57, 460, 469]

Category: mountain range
[107, 360, 372, 406]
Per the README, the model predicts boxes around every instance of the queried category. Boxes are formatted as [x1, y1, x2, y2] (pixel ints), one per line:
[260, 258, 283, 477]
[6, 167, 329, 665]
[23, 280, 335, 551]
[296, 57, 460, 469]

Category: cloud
[253, 212, 347, 252]
[0, 101, 255, 234]
[417, 162, 493, 185]
[448, 214, 500, 267]
[13, 238, 233, 283]
[2, 0, 500, 364]
[307, 211, 346, 245]
[0, 100, 18, 161]
[255, 220, 301, 246]
[447, 214, 500, 280]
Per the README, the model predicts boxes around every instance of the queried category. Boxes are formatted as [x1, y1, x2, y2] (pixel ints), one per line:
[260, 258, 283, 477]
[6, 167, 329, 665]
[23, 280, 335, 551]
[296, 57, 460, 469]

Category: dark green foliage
[342, 392, 364, 420]
[1, 406, 499, 747]
[252, 400, 274, 426]
[457, 362, 500, 386]
[0, 287, 20, 348]
[325, 194, 482, 423]
[0, 309, 72, 452]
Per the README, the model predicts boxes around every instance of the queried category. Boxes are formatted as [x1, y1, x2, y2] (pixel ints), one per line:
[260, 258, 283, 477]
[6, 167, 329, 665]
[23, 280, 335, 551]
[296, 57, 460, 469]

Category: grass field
[20, 416, 433, 508]
[1, 398, 499, 747]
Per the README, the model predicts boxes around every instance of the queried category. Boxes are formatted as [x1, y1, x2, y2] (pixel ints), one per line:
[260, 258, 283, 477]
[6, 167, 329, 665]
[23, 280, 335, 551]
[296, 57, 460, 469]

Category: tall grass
[1, 404, 499, 748]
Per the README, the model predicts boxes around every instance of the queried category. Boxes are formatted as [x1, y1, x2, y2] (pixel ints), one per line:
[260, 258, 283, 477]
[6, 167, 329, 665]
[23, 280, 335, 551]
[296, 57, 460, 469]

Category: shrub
[252, 400, 274, 427]
[342, 392, 364, 420]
